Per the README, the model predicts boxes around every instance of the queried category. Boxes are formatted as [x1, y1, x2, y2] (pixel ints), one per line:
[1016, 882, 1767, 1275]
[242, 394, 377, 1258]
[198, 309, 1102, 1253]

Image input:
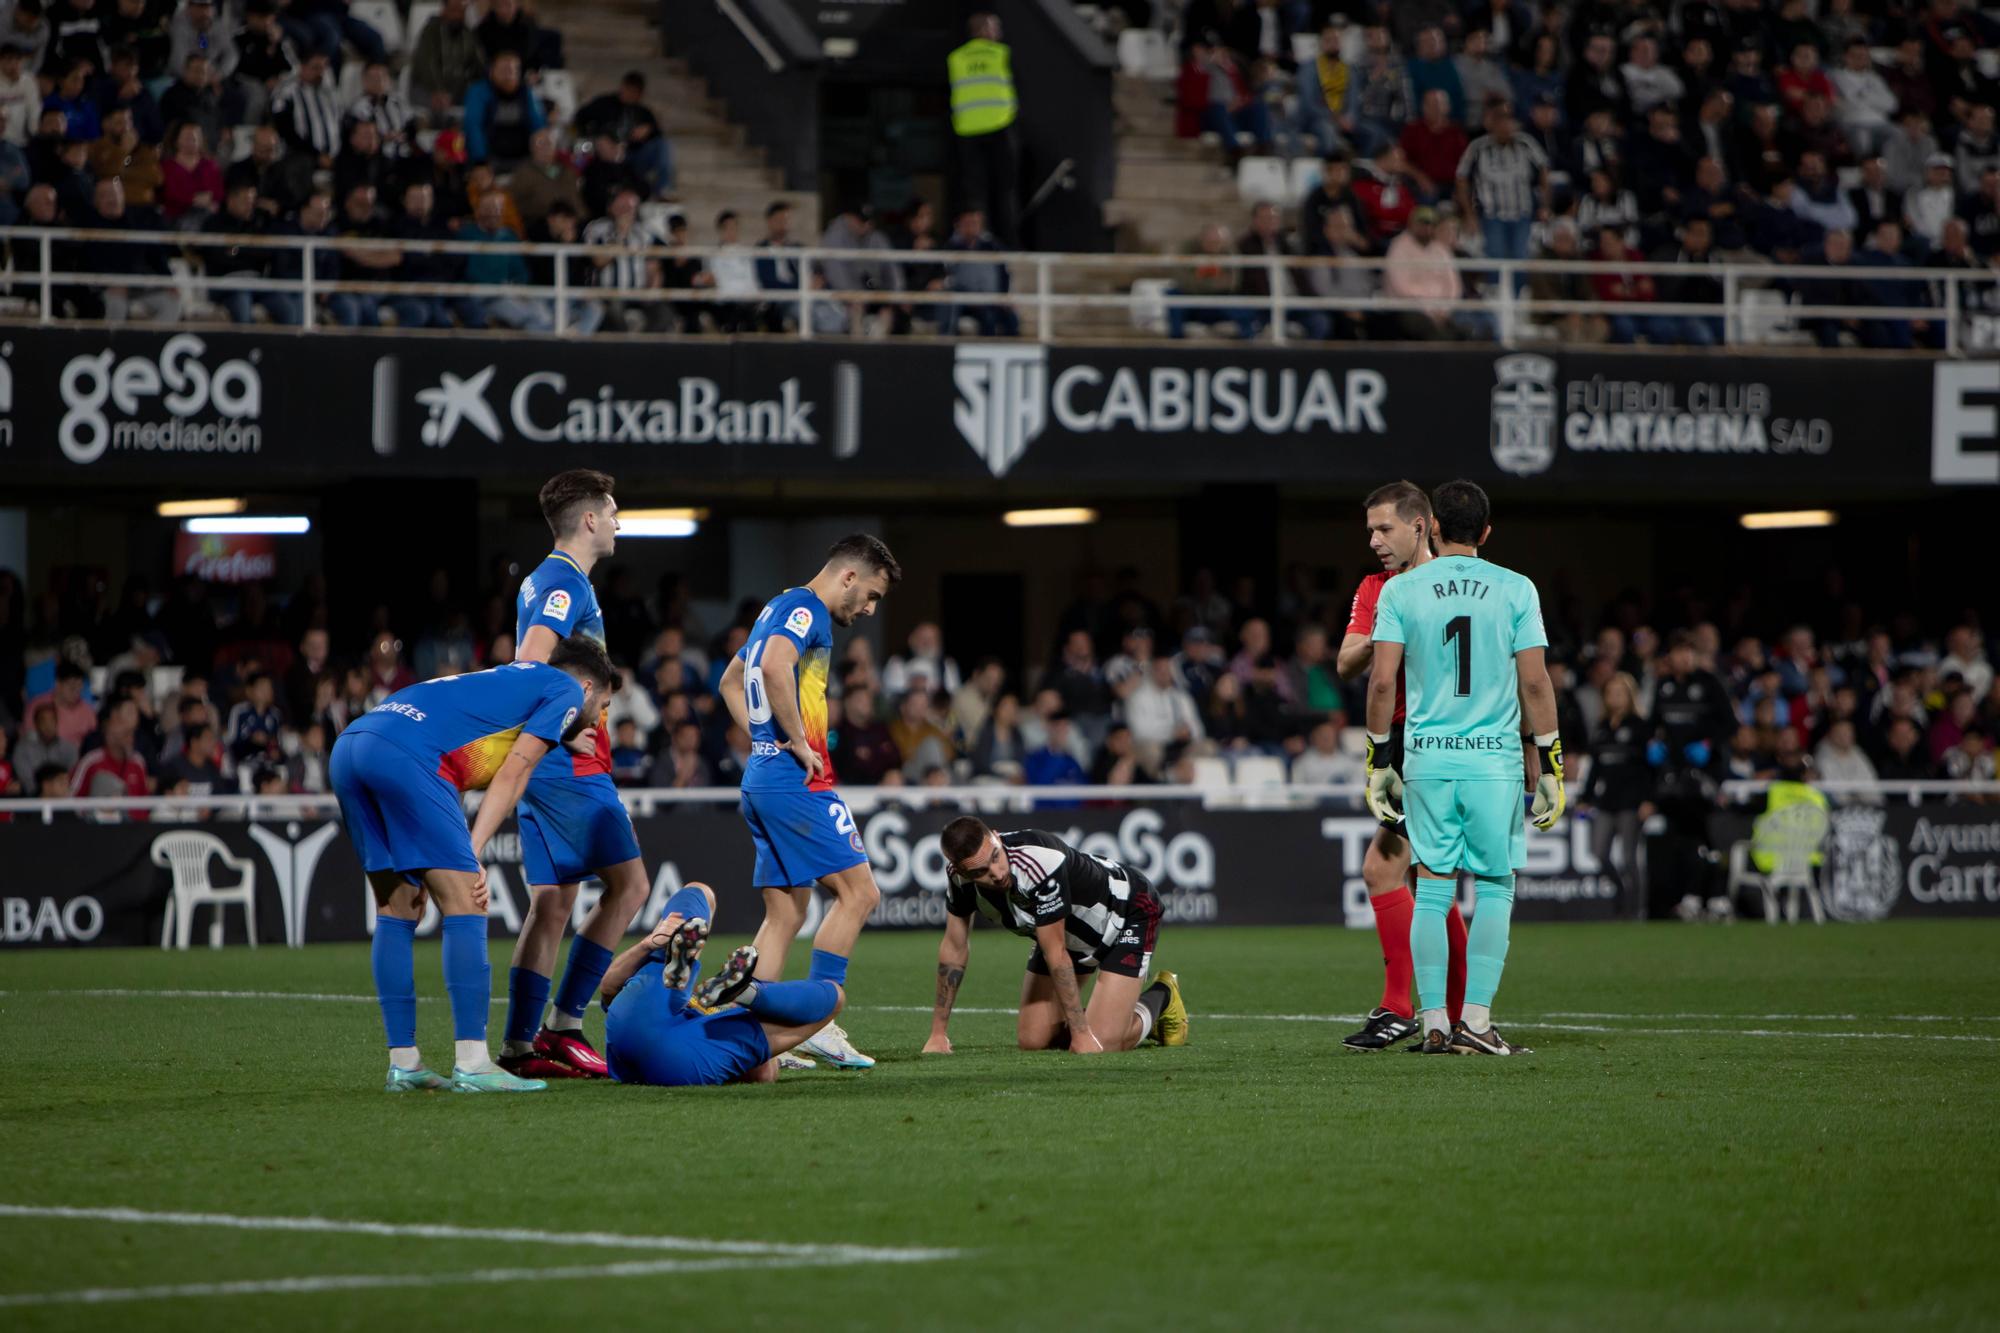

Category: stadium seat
[1117, 28, 1176, 80]
[89, 666, 107, 698]
[1727, 802, 1829, 925]
[228, 124, 256, 162]
[538, 68, 577, 130]
[1236, 155, 1289, 204]
[1287, 156, 1322, 199]
[351, 0, 404, 55]
[1129, 277, 1171, 336]
[1188, 756, 1232, 789]
[148, 665, 185, 708]
[151, 831, 260, 950]
[336, 57, 365, 109]
[1232, 754, 1288, 788]
[1289, 32, 1318, 64]
[1338, 728, 1368, 758]
[1739, 288, 1800, 346]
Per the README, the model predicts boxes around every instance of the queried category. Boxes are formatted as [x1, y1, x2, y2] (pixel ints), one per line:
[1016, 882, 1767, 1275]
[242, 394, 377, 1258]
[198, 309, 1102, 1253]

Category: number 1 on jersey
[1443, 615, 1473, 697]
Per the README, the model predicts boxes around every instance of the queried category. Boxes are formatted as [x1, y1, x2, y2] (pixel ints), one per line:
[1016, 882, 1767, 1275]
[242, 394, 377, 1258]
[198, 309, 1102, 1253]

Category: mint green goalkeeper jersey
[1370, 553, 1548, 782]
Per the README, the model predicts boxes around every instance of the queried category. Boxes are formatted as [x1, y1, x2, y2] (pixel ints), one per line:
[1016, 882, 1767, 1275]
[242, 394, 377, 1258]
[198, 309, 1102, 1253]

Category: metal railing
[2, 778, 1996, 823]
[3, 225, 1994, 351]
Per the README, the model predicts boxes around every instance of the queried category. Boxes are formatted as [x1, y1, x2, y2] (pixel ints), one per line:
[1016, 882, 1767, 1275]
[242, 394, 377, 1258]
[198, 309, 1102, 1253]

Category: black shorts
[1024, 877, 1164, 981]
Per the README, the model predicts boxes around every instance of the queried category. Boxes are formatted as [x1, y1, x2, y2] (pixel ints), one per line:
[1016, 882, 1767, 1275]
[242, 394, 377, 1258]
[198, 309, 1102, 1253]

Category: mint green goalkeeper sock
[1465, 875, 1517, 1010]
[1411, 877, 1457, 1016]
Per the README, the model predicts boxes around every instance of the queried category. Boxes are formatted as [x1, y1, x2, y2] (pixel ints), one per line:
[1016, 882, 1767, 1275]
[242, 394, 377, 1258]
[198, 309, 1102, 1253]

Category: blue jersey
[339, 661, 585, 791]
[739, 587, 836, 793]
[516, 550, 611, 780]
[1371, 553, 1547, 783]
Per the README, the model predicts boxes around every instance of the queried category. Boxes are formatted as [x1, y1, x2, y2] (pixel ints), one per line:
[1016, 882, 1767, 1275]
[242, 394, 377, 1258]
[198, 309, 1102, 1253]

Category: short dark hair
[1430, 479, 1491, 545]
[716, 208, 736, 228]
[55, 660, 85, 683]
[538, 468, 616, 537]
[1363, 480, 1431, 524]
[546, 200, 578, 219]
[940, 815, 990, 866]
[825, 533, 902, 584]
[622, 70, 646, 89]
[185, 722, 215, 745]
[765, 200, 790, 219]
[548, 634, 617, 690]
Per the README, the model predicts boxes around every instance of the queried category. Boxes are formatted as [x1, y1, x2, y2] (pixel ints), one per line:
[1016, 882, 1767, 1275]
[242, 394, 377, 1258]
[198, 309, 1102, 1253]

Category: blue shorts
[517, 768, 642, 887]
[738, 786, 868, 889]
[1404, 778, 1527, 880]
[329, 730, 478, 882]
[605, 958, 772, 1087]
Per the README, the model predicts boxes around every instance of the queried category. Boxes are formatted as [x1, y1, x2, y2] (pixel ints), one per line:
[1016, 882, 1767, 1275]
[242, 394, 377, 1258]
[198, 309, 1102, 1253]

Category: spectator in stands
[831, 683, 899, 785]
[659, 720, 710, 788]
[657, 209, 712, 332]
[885, 622, 960, 698]
[510, 125, 580, 228]
[1873, 714, 1933, 781]
[1345, 23, 1408, 156]
[233, 121, 308, 215]
[1650, 216, 1724, 346]
[15, 699, 79, 776]
[524, 200, 603, 334]
[1400, 88, 1465, 202]
[42, 56, 100, 140]
[1403, 25, 1461, 126]
[1853, 218, 1927, 348]
[157, 118, 219, 225]
[334, 116, 398, 205]
[224, 672, 282, 767]
[1794, 225, 1861, 347]
[1847, 155, 1902, 239]
[409, 0, 484, 122]
[1291, 717, 1361, 785]
[230, 0, 294, 126]
[1454, 26, 1508, 114]
[1291, 20, 1348, 153]
[477, 0, 556, 73]
[459, 188, 552, 331]
[1023, 710, 1087, 788]
[44, 0, 107, 76]
[1050, 629, 1111, 722]
[969, 692, 1026, 781]
[1089, 721, 1150, 785]
[166, 0, 233, 91]
[1302, 203, 1374, 340]
[1125, 654, 1203, 770]
[937, 205, 1017, 337]
[89, 105, 162, 209]
[694, 209, 753, 333]
[1458, 101, 1548, 268]
[393, 179, 483, 329]
[1592, 224, 1661, 345]
[1791, 149, 1855, 236]
[1940, 626, 1994, 700]
[1883, 107, 1940, 197]
[575, 71, 673, 200]
[1234, 199, 1317, 337]
[71, 694, 151, 803]
[581, 179, 664, 332]
[948, 658, 1004, 746]
[1620, 33, 1682, 117]
[1956, 104, 1998, 197]
[270, 49, 339, 166]
[286, 0, 384, 71]
[1567, 30, 1628, 128]
[1829, 39, 1896, 160]
[1813, 716, 1879, 796]
[1177, 34, 1271, 159]
[84, 176, 180, 321]
[889, 686, 954, 781]
[1351, 141, 1418, 241]
[0, 43, 34, 146]
[1166, 221, 1257, 339]
[463, 50, 543, 169]
[322, 180, 397, 325]
[95, 43, 164, 143]
[1381, 204, 1463, 339]
[752, 199, 802, 331]
[1300, 149, 1353, 239]
[2, 1, 47, 74]
[351, 60, 413, 161]
[1576, 166, 1640, 250]
[1523, 218, 1597, 343]
[1775, 40, 1834, 119]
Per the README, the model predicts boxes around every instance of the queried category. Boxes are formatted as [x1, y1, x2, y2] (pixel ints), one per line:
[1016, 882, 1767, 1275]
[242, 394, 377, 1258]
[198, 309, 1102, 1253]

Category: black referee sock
[1138, 981, 1170, 1027]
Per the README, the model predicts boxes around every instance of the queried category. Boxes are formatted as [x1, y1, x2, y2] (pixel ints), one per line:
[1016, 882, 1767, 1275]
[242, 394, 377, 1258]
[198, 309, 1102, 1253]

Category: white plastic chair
[538, 68, 577, 129]
[1129, 277, 1172, 335]
[350, 0, 404, 55]
[1232, 754, 1288, 788]
[1117, 28, 1175, 79]
[1726, 802, 1830, 924]
[152, 830, 259, 949]
[1236, 155, 1289, 204]
[1188, 756, 1233, 789]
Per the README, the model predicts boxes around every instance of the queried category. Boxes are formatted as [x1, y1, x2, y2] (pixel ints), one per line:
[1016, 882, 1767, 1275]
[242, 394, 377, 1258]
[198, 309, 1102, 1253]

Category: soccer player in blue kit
[598, 883, 848, 1087]
[328, 635, 618, 1092]
[701, 534, 901, 1069]
[499, 469, 655, 1081]
[1364, 481, 1565, 1057]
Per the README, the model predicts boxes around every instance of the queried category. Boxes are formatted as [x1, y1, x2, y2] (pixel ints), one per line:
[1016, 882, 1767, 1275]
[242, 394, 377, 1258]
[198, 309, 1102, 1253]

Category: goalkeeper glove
[1530, 731, 1565, 831]
[1364, 730, 1404, 825]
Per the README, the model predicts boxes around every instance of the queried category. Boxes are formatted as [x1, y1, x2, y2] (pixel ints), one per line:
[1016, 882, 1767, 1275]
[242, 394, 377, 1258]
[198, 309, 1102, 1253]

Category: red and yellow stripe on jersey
[798, 646, 834, 793]
[437, 726, 526, 791]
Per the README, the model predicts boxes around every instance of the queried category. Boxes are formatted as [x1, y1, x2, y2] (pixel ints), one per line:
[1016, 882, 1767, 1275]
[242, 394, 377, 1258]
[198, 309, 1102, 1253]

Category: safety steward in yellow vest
[947, 12, 1021, 246]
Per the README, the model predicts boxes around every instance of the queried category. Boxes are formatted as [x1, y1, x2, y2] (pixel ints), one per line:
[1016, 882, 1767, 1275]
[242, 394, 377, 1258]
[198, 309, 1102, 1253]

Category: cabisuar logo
[953, 344, 1389, 477]
[57, 334, 262, 465]
[409, 361, 817, 447]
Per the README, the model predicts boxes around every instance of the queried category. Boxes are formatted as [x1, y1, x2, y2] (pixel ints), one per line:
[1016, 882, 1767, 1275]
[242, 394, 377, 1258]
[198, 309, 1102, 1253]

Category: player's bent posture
[500, 470, 653, 1081]
[1336, 480, 1467, 1050]
[1365, 480, 1564, 1056]
[599, 883, 847, 1087]
[328, 635, 618, 1092]
[701, 534, 901, 1070]
[924, 817, 1186, 1055]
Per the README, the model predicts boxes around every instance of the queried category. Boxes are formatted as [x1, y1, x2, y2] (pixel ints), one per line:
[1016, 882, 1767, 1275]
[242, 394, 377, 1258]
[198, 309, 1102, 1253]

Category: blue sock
[439, 914, 490, 1043]
[371, 915, 417, 1048]
[553, 937, 615, 1020]
[1466, 875, 1517, 1007]
[807, 949, 849, 986]
[747, 978, 841, 1026]
[1410, 877, 1457, 1014]
[504, 966, 551, 1046]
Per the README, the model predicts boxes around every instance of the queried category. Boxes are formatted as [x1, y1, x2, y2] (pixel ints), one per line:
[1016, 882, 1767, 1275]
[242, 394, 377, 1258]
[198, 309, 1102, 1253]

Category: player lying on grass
[923, 817, 1186, 1055]
[598, 883, 845, 1086]
[328, 634, 618, 1094]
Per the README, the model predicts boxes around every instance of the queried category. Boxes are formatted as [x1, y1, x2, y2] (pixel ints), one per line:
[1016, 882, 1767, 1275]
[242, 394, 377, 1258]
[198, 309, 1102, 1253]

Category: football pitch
[3, 921, 1997, 1332]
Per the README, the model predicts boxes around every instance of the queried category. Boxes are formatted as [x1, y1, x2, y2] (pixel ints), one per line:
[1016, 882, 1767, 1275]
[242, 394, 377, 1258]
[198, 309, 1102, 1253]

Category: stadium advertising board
[16, 799, 2000, 949]
[0, 332, 1990, 492]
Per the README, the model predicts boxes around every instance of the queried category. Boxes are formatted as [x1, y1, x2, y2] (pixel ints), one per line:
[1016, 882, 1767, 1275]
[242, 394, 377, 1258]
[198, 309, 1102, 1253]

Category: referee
[947, 12, 1020, 247]
[1455, 103, 1549, 278]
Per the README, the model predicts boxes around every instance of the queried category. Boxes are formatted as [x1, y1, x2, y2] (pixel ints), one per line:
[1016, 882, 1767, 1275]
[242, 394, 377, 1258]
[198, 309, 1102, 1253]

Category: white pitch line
[1540, 1010, 2000, 1023]
[0, 1255, 851, 1309]
[0, 1204, 959, 1265]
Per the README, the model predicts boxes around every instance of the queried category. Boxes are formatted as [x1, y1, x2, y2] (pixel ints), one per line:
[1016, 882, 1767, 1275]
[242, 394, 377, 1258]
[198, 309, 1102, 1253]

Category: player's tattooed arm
[1036, 920, 1102, 1054]
[924, 912, 971, 1054]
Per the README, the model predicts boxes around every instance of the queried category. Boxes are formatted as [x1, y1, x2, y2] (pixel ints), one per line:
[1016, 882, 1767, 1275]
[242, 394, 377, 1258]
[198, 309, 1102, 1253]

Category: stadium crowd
[0, 561, 1992, 816]
[1153, 0, 2000, 345]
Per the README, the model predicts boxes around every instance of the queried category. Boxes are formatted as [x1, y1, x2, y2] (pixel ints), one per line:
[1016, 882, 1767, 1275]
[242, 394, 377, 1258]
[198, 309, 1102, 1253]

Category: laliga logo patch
[545, 589, 572, 622]
[561, 706, 579, 734]
[785, 606, 814, 636]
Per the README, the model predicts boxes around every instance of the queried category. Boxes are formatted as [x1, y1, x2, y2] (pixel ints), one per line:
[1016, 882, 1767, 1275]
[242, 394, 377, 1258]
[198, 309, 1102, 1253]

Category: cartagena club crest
[1825, 805, 1901, 922]
[1489, 353, 1557, 477]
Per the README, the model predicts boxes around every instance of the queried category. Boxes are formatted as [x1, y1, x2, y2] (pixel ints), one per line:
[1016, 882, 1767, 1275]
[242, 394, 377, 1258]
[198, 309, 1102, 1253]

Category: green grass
[3, 922, 1998, 1332]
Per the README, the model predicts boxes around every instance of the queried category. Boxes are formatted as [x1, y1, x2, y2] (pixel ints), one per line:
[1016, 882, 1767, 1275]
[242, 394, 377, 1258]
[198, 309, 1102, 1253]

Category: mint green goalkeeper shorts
[1403, 778, 1527, 879]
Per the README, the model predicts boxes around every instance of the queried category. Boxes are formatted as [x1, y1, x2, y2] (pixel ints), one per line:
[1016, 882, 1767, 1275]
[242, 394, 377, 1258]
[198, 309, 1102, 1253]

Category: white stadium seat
[1129, 277, 1172, 335]
[1117, 28, 1176, 80]
[1290, 32, 1318, 64]
[151, 831, 259, 950]
[350, 0, 404, 56]
[1232, 754, 1288, 788]
[1188, 756, 1233, 789]
[1236, 155, 1289, 204]
[1287, 156, 1322, 200]
[538, 68, 577, 129]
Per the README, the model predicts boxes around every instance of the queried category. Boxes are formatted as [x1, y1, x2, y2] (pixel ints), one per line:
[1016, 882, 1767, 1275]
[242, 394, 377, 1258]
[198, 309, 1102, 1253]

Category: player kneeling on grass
[328, 635, 618, 1094]
[598, 883, 844, 1086]
[923, 817, 1186, 1056]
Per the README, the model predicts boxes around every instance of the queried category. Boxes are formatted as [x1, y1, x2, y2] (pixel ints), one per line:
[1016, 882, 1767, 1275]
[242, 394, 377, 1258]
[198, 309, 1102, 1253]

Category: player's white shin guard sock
[1133, 1002, 1155, 1045]
[454, 1039, 492, 1072]
[1421, 1007, 1450, 1037]
[390, 1046, 421, 1071]
[545, 1011, 582, 1033]
[1462, 1003, 1492, 1032]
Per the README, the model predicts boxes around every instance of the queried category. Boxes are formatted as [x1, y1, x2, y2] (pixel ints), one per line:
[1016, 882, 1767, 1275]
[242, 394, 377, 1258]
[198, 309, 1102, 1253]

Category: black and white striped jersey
[945, 829, 1136, 959]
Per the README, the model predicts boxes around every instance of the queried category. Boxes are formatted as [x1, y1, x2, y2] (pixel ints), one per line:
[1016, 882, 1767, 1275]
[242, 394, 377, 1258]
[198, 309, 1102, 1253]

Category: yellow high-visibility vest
[1751, 779, 1829, 873]
[947, 38, 1017, 137]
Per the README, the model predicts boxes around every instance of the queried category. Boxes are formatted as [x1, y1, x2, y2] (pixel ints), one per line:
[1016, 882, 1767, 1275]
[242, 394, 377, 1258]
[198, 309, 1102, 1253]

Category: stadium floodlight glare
[617, 515, 700, 538]
[156, 498, 248, 518]
[183, 516, 312, 535]
[1738, 510, 1838, 531]
[1002, 507, 1099, 528]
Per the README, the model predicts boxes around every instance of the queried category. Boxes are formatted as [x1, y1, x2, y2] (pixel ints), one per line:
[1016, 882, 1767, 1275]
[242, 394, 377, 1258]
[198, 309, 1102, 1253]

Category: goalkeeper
[1362, 480, 1564, 1057]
